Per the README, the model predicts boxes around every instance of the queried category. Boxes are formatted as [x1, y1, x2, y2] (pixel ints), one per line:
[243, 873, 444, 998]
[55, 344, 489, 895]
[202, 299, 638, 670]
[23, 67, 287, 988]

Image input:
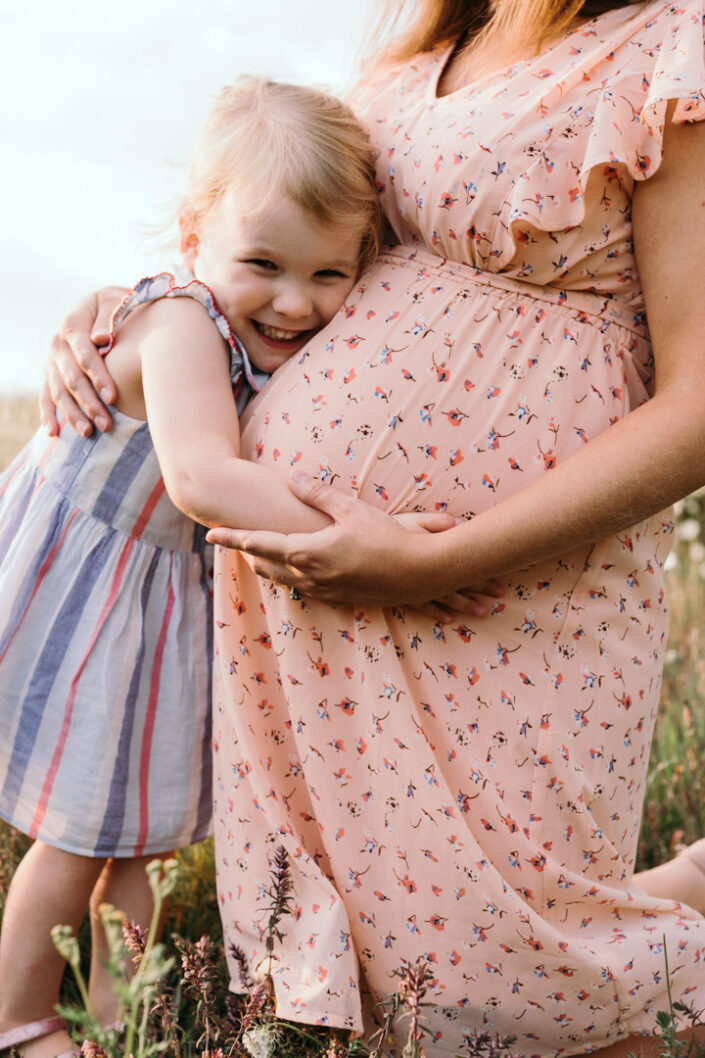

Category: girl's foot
[0, 1015, 78, 1058]
[636, 838, 705, 915]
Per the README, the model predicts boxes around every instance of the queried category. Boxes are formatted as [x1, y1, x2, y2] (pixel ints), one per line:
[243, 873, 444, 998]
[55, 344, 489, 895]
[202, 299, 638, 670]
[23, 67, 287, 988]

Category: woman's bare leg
[634, 838, 705, 915]
[586, 1026, 705, 1058]
[0, 841, 105, 1058]
[87, 852, 173, 1026]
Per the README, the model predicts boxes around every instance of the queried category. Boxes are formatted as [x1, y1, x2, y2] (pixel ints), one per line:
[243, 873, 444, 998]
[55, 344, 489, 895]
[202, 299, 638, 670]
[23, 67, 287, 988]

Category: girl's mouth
[253, 321, 309, 347]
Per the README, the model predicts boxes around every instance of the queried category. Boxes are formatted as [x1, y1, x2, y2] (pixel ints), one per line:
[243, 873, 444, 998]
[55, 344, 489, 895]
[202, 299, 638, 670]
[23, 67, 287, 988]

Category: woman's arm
[40, 287, 126, 436]
[207, 111, 705, 603]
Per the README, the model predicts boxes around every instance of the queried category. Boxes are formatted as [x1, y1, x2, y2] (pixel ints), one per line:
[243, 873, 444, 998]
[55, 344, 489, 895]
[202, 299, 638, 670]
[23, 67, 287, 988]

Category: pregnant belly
[240, 248, 651, 518]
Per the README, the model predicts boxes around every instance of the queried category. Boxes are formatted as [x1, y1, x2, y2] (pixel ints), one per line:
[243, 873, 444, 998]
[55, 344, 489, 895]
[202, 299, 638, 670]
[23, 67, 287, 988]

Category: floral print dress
[212, 3, 705, 1054]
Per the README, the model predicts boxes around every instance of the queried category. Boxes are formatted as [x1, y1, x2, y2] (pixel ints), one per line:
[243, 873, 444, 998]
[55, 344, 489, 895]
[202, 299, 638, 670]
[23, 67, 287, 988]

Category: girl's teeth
[259, 324, 302, 340]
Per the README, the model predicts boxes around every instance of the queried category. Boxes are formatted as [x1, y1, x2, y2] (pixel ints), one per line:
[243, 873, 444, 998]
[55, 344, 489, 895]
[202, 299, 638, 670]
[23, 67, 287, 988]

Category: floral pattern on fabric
[212, 3, 705, 1054]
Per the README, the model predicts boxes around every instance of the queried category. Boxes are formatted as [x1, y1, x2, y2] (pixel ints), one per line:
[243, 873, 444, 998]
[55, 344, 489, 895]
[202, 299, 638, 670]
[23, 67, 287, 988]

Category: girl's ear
[179, 213, 200, 269]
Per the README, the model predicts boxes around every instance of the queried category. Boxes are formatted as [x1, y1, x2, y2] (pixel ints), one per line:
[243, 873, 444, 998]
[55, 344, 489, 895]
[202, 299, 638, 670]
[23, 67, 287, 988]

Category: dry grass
[0, 394, 41, 471]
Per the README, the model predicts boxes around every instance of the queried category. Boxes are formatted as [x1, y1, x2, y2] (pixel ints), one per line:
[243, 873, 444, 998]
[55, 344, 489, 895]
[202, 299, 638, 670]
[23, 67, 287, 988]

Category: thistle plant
[51, 860, 180, 1058]
[261, 845, 294, 961]
[646, 940, 705, 1058]
[32, 847, 705, 1058]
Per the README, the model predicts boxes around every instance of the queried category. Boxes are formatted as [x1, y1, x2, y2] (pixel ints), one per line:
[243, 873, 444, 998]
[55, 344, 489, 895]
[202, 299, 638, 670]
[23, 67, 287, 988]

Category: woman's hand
[207, 470, 503, 618]
[391, 511, 504, 620]
[40, 287, 126, 436]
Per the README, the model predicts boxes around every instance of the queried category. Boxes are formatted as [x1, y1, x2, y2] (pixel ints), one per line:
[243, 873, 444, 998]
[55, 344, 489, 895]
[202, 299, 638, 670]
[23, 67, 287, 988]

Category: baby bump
[240, 248, 652, 517]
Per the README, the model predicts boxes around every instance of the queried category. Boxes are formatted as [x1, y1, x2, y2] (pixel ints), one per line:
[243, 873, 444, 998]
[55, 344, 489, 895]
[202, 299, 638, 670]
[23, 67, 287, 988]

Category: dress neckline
[430, 0, 652, 102]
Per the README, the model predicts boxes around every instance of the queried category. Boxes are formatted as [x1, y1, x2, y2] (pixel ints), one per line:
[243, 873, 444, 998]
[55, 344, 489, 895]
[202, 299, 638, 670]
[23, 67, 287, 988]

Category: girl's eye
[246, 258, 278, 270]
[315, 269, 349, 279]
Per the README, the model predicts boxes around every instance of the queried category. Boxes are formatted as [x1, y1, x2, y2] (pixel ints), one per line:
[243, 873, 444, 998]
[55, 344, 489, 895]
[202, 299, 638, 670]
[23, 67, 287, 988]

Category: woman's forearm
[428, 387, 696, 589]
[217, 383, 700, 609]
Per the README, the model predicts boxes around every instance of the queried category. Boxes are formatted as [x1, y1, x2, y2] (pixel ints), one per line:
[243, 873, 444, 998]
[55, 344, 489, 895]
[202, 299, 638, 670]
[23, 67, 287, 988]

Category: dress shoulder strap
[103, 272, 269, 414]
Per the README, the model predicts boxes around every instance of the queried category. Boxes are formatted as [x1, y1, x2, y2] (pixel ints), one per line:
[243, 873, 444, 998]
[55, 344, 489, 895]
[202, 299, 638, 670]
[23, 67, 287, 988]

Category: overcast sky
[0, 0, 371, 393]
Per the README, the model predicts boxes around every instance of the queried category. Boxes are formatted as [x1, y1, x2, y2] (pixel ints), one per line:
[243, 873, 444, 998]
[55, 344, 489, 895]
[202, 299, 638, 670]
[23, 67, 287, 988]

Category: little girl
[0, 77, 382, 1058]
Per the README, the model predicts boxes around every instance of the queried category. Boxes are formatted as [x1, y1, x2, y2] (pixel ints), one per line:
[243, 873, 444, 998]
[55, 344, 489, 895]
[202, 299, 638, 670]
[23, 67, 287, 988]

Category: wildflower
[80, 1042, 108, 1058]
[242, 1023, 277, 1058]
[230, 941, 253, 989]
[122, 919, 147, 961]
[50, 924, 81, 971]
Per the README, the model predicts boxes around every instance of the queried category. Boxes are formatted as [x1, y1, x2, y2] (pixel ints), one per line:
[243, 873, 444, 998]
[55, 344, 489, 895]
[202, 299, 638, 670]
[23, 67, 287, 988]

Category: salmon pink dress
[212, 3, 705, 1053]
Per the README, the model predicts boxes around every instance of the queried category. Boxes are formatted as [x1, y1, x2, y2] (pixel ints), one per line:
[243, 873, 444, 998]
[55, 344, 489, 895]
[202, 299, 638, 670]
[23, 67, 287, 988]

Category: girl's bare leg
[0, 841, 105, 1058]
[87, 852, 173, 1026]
[633, 838, 705, 915]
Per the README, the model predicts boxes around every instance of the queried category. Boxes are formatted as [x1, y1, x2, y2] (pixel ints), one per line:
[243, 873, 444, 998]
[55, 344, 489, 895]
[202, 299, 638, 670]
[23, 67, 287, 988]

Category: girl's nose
[272, 282, 313, 320]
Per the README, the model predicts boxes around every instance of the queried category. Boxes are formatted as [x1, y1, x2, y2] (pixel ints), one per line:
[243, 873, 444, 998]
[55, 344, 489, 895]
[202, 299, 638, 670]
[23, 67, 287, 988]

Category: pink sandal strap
[0, 1016, 67, 1050]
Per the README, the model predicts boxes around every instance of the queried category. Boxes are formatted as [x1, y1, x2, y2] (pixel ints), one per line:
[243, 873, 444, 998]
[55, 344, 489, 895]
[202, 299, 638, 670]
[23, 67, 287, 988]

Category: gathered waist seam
[376, 245, 650, 342]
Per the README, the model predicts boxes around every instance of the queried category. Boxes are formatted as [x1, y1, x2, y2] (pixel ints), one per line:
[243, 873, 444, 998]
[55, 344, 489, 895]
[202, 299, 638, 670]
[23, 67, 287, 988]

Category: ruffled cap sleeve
[580, 0, 705, 184]
[104, 272, 269, 415]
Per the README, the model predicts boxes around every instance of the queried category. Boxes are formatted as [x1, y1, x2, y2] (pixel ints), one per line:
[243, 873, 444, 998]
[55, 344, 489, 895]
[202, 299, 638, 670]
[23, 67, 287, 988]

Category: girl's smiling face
[181, 193, 363, 375]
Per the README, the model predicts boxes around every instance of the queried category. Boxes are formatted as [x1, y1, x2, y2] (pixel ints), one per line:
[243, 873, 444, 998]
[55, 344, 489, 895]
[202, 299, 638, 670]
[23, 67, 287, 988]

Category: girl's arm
[135, 296, 332, 534]
[40, 282, 492, 614]
[207, 110, 705, 603]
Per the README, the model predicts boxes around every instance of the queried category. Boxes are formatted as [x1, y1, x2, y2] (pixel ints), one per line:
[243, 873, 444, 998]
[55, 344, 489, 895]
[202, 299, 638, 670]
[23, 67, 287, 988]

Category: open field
[0, 393, 41, 461]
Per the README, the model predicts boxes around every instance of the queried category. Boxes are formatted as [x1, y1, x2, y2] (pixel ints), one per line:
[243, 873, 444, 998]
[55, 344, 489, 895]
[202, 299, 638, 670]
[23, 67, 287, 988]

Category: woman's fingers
[287, 469, 359, 521]
[39, 374, 61, 437]
[394, 511, 457, 533]
[43, 288, 126, 436]
[89, 285, 126, 348]
[44, 333, 109, 436]
[461, 578, 505, 600]
[415, 579, 506, 622]
[206, 527, 289, 555]
[207, 534, 312, 595]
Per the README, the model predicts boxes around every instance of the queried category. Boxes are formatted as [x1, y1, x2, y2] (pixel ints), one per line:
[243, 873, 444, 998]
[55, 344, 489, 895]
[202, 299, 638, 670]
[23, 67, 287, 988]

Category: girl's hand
[207, 470, 501, 617]
[40, 287, 126, 436]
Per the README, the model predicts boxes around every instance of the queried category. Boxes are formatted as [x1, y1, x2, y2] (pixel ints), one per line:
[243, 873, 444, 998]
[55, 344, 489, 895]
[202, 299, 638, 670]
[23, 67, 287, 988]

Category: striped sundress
[0, 272, 266, 857]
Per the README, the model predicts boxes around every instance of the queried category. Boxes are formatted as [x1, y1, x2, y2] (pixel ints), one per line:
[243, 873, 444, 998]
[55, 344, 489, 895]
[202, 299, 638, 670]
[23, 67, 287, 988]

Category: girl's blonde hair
[373, 0, 641, 66]
[181, 77, 383, 274]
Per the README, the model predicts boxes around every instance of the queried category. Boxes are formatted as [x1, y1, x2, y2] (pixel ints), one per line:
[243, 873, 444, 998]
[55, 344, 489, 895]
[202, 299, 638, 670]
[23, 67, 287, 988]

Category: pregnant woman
[45, 1, 705, 1054]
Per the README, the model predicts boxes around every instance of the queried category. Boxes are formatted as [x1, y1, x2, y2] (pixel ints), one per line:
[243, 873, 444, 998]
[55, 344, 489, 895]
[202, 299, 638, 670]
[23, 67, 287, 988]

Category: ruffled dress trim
[104, 272, 270, 414]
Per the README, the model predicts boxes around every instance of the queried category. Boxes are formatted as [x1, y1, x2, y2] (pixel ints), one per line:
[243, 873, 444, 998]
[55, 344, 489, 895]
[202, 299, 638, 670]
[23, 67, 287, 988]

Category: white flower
[243, 1025, 277, 1058]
